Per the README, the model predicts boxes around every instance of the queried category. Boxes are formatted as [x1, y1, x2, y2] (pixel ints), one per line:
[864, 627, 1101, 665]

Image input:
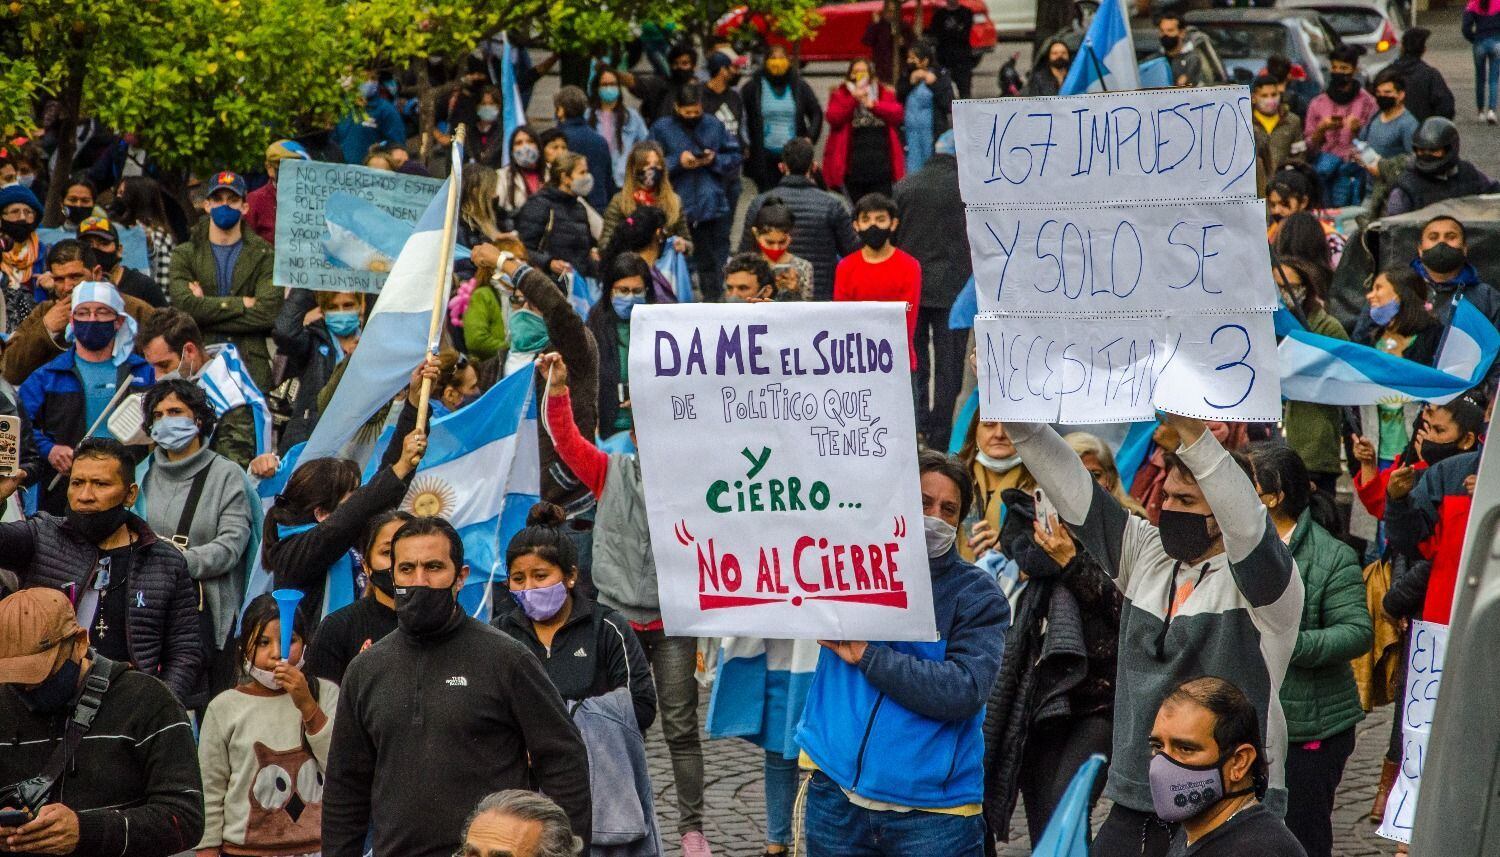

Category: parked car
[985, 0, 1036, 40]
[1278, 0, 1408, 76]
[1039, 17, 1232, 87]
[1184, 6, 1341, 97]
[714, 0, 998, 64]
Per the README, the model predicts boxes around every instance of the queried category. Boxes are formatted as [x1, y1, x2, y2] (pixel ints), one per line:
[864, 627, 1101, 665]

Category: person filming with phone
[1005, 413, 1303, 857]
[0, 587, 203, 856]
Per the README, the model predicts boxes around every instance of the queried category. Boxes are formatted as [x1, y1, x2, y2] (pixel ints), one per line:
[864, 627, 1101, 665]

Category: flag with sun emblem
[363, 364, 541, 619]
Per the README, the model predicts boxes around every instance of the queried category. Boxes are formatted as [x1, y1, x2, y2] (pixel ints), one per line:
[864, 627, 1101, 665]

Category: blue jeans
[765, 752, 800, 846]
[803, 771, 984, 856]
[1475, 37, 1500, 110]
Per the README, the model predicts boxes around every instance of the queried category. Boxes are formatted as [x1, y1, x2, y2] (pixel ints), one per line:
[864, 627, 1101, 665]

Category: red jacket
[823, 82, 905, 191]
[245, 179, 277, 245]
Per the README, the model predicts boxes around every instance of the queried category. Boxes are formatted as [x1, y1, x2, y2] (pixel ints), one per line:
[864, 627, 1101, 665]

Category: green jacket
[1282, 308, 1347, 475]
[208, 405, 257, 470]
[463, 284, 509, 363]
[167, 223, 282, 390]
[1280, 509, 1371, 742]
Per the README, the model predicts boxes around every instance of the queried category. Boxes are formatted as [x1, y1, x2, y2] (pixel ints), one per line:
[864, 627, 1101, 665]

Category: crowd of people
[0, 5, 1494, 857]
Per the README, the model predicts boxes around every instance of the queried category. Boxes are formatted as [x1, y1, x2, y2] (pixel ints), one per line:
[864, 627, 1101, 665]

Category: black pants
[690, 216, 731, 301]
[951, 62, 975, 99]
[915, 305, 969, 450]
[844, 177, 892, 207]
[1388, 626, 1410, 763]
[1091, 803, 1176, 857]
[1284, 727, 1357, 857]
[1018, 714, 1113, 845]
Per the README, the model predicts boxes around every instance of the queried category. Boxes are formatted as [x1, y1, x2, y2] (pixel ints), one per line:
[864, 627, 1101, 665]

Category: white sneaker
[1488, 109, 1497, 125]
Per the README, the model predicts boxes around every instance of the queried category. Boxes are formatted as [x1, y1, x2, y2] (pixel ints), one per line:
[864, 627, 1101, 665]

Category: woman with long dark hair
[586, 252, 656, 439]
[587, 67, 650, 191]
[108, 175, 177, 283]
[1274, 258, 1348, 496]
[599, 205, 677, 304]
[492, 125, 545, 222]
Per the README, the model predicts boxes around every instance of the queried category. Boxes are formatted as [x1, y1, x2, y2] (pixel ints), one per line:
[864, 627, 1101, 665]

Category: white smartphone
[1033, 487, 1058, 536]
[0, 414, 19, 478]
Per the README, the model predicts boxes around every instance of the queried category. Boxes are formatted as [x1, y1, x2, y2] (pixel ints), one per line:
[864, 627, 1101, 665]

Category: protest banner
[951, 86, 1257, 206]
[1378, 620, 1447, 844]
[628, 302, 937, 641]
[953, 88, 1278, 423]
[273, 159, 444, 293]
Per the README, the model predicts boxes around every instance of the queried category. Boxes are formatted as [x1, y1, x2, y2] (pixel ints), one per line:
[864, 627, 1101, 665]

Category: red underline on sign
[699, 592, 909, 610]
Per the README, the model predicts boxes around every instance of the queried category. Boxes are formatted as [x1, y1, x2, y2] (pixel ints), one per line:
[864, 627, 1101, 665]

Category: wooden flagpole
[414, 123, 466, 433]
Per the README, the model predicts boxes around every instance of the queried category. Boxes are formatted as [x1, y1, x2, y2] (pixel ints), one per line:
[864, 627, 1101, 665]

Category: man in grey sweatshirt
[1007, 413, 1302, 857]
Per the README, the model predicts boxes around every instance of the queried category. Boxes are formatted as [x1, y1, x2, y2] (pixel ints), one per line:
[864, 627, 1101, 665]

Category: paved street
[527, 8, 1490, 855]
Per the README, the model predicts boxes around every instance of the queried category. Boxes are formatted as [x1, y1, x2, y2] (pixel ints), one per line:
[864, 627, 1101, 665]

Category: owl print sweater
[196, 680, 340, 856]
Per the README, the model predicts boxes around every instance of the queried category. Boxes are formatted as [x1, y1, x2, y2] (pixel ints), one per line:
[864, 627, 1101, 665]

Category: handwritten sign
[628, 303, 937, 641]
[967, 200, 1277, 314]
[955, 89, 1278, 423]
[1379, 620, 1448, 845]
[951, 86, 1258, 205]
[273, 159, 443, 293]
[974, 312, 1280, 423]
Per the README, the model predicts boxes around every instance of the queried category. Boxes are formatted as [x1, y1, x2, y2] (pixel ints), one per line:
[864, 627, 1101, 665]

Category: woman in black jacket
[1023, 39, 1071, 97]
[515, 151, 598, 281]
[261, 430, 425, 618]
[272, 289, 366, 450]
[494, 502, 656, 731]
[586, 252, 657, 439]
[740, 44, 825, 191]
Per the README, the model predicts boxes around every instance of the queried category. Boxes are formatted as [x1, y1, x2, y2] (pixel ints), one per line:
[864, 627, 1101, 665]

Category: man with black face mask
[77, 216, 166, 307]
[1385, 117, 1500, 216]
[0, 437, 203, 703]
[1007, 413, 1301, 857]
[1407, 215, 1500, 335]
[1156, 13, 1202, 88]
[323, 516, 592, 857]
[0, 587, 204, 857]
[304, 509, 412, 684]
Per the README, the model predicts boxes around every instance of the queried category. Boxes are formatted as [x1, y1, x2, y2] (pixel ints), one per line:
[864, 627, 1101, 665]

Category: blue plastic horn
[271, 589, 304, 662]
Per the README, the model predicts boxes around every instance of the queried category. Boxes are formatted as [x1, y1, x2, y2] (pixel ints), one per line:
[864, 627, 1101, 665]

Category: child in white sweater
[196, 593, 338, 857]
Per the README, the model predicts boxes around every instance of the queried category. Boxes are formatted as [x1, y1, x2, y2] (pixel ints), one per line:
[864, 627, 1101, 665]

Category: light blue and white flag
[300, 141, 464, 462]
[706, 637, 820, 758]
[1061, 0, 1141, 95]
[240, 441, 303, 628]
[1032, 754, 1108, 857]
[200, 343, 273, 456]
[500, 32, 526, 167]
[1279, 298, 1500, 406]
[948, 276, 977, 331]
[363, 364, 541, 621]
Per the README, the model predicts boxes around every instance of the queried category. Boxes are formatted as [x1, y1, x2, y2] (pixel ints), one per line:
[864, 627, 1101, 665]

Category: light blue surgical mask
[612, 294, 645, 319]
[598, 85, 621, 104]
[1369, 299, 1400, 327]
[477, 105, 500, 123]
[150, 416, 200, 452]
[325, 310, 361, 337]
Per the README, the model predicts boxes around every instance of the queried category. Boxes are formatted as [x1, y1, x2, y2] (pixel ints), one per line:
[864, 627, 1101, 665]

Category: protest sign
[1378, 620, 1447, 844]
[628, 302, 937, 641]
[954, 88, 1278, 423]
[273, 159, 443, 292]
[974, 311, 1280, 423]
[967, 199, 1278, 314]
[951, 86, 1257, 206]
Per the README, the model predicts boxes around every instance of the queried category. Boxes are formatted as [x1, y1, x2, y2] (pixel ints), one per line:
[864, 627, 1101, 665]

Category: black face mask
[94, 250, 120, 271]
[670, 68, 695, 85]
[18, 656, 81, 714]
[858, 224, 892, 249]
[1159, 34, 1180, 52]
[1420, 242, 1465, 276]
[1420, 437, 1467, 465]
[64, 205, 92, 226]
[67, 504, 130, 545]
[368, 567, 395, 598]
[0, 218, 36, 242]
[395, 585, 458, 638]
[1158, 509, 1218, 563]
[1328, 73, 1358, 105]
[1050, 57, 1071, 70]
[1375, 95, 1399, 112]
[678, 113, 702, 128]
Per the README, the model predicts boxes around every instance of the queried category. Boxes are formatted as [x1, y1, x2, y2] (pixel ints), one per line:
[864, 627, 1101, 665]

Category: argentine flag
[199, 343, 273, 456]
[1279, 298, 1500, 406]
[1031, 754, 1108, 857]
[1061, 0, 1141, 95]
[500, 32, 526, 167]
[300, 140, 464, 462]
[363, 364, 541, 620]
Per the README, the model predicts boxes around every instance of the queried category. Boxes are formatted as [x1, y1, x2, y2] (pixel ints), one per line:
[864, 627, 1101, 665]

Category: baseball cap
[266, 139, 312, 164]
[77, 215, 120, 243]
[0, 589, 83, 686]
[207, 170, 247, 199]
[707, 52, 735, 76]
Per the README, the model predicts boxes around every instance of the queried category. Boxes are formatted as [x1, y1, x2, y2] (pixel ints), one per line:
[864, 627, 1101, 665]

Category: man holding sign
[1008, 413, 1302, 857]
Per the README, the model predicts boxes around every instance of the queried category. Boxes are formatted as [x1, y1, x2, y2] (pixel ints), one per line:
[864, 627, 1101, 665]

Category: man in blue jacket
[334, 81, 408, 165]
[796, 450, 1009, 856]
[650, 81, 742, 302]
[555, 86, 614, 209]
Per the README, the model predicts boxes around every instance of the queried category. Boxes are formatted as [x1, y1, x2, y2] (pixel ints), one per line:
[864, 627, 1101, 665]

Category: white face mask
[924, 515, 957, 558]
[975, 450, 1023, 474]
[244, 655, 303, 691]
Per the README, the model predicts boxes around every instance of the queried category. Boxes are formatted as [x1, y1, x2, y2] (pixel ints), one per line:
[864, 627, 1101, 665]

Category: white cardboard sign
[628, 303, 937, 641]
[1378, 620, 1447, 845]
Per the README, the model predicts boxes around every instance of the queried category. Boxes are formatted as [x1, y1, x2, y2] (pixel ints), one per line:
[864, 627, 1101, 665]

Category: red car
[715, 0, 998, 64]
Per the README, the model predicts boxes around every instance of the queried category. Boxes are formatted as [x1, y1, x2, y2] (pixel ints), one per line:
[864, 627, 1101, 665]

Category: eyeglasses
[72, 309, 119, 322]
